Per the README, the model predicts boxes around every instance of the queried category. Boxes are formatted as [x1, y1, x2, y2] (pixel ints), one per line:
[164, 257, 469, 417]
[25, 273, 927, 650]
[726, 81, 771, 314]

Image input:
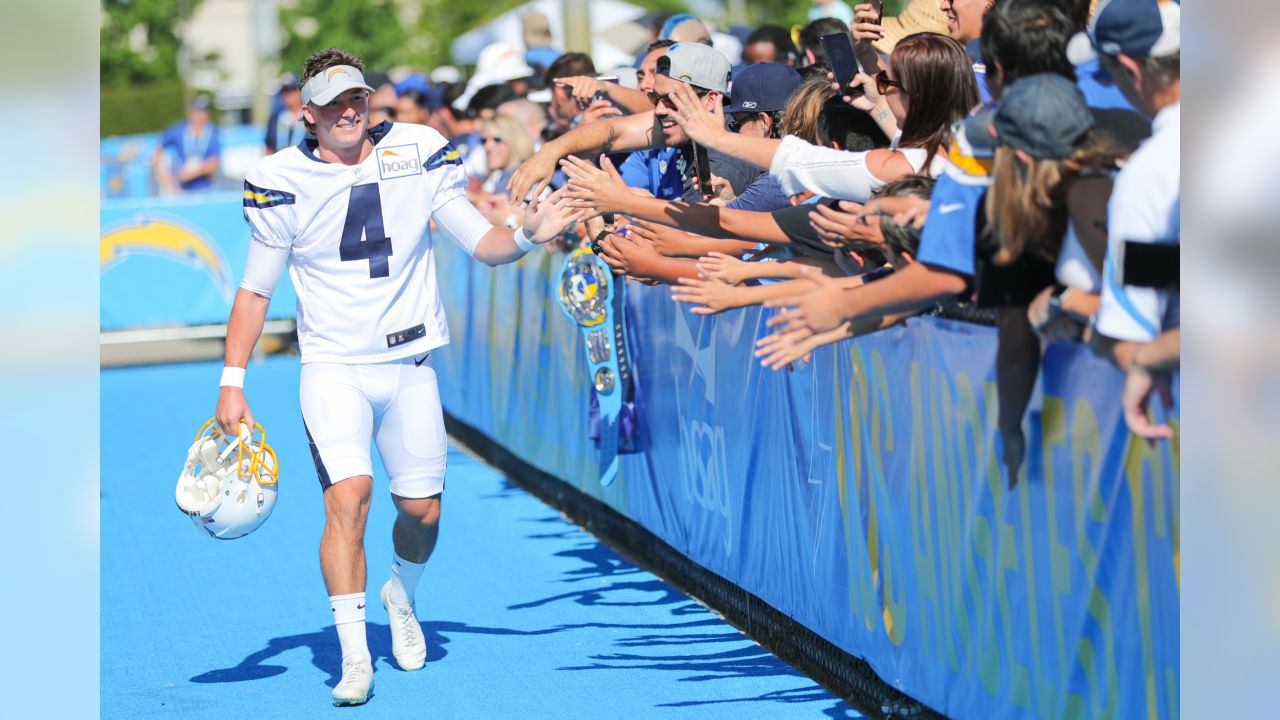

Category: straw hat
[873, 0, 952, 55]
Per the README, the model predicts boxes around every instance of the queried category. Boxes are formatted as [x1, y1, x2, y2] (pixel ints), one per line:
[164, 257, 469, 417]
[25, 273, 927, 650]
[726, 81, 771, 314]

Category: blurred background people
[152, 94, 221, 194]
[264, 78, 304, 155]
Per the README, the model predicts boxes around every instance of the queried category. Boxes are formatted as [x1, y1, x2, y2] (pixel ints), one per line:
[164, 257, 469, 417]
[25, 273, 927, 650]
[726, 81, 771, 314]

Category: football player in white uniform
[214, 48, 580, 706]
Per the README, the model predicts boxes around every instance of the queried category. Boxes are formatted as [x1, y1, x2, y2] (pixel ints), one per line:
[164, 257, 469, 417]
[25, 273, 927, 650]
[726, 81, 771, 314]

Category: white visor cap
[301, 65, 375, 106]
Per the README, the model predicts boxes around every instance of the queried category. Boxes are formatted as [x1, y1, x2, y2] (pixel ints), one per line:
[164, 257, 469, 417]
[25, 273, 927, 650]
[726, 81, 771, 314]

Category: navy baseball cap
[423, 85, 447, 112]
[993, 74, 1094, 159]
[395, 72, 431, 97]
[1090, 0, 1181, 58]
[725, 63, 801, 114]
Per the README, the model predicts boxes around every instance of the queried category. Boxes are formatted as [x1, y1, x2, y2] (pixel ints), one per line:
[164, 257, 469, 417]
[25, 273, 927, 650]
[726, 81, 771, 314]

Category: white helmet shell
[176, 419, 279, 540]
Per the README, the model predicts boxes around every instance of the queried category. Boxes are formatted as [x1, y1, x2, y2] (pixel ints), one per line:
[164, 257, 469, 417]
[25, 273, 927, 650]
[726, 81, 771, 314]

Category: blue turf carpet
[101, 356, 860, 718]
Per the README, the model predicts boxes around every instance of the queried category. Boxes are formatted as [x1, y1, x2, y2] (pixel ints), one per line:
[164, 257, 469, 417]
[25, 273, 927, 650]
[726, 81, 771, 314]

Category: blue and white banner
[101, 193, 297, 329]
[432, 240, 1179, 720]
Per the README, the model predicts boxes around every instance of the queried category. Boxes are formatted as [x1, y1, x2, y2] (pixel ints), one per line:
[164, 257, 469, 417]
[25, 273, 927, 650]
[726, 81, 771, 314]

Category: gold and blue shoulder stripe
[424, 143, 463, 171]
[243, 180, 296, 209]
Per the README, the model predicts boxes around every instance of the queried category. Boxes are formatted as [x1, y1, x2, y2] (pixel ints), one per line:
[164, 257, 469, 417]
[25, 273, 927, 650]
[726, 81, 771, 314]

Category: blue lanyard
[276, 112, 301, 149]
[183, 123, 212, 160]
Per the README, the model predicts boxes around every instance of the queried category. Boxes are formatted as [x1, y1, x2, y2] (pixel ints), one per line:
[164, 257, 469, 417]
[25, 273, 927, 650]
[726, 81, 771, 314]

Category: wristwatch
[1047, 285, 1072, 316]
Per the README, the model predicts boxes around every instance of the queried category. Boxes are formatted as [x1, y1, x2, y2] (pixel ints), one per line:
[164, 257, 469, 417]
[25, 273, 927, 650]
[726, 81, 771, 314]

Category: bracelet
[513, 226, 537, 253]
[220, 366, 245, 388]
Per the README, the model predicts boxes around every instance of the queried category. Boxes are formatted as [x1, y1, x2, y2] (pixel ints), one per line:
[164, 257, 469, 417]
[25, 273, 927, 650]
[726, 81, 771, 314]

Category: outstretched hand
[808, 201, 877, 248]
[524, 187, 586, 244]
[763, 265, 852, 336]
[663, 82, 727, 148]
[696, 251, 752, 285]
[561, 154, 631, 219]
[670, 275, 738, 315]
[755, 322, 853, 370]
[508, 148, 560, 205]
[581, 98, 624, 124]
[598, 228, 660, 278]
[628, 218, 695, 258]
[1122, 364, 1176, 440]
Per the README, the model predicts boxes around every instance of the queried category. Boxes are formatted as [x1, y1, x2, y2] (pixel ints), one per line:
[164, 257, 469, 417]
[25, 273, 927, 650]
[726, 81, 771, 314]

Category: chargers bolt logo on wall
[100, 216, 236, 303]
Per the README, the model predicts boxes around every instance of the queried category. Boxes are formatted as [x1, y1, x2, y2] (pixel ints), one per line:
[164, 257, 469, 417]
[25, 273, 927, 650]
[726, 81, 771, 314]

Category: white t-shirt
[241, 122, 475, 364]
[1095, 103, 1180, 342]
[769, 134, 946, 202]
[1056, 222, 1102, 292]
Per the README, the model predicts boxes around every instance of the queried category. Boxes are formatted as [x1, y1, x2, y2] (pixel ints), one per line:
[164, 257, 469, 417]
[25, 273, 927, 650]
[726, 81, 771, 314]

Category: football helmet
[176, 418, 279, 539]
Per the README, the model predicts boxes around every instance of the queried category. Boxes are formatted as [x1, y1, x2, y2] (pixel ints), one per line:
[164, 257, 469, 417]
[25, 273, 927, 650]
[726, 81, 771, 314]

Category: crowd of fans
[255, 0, 1182, 482]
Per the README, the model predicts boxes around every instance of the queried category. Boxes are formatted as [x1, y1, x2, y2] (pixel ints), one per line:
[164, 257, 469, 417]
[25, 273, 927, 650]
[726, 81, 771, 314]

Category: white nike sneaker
[381, 581, 427, 671]
[332, 656, 374, 706]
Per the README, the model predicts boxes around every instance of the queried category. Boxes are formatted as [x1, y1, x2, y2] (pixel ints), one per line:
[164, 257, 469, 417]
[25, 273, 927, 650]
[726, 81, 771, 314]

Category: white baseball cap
[301, 65, 375, 106]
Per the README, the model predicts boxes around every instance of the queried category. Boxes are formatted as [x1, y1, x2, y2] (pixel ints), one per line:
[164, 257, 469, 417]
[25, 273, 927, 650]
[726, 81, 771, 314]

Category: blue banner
[432, 240, 1179, 720]
[100, 193, 298, 329]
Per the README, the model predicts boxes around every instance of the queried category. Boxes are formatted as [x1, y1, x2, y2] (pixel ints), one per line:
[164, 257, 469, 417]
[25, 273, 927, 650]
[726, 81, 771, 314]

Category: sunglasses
[874, 71, 903, 95]
[726, 111, 764, 133]
[482, 136, 504, 145]
[646, 88, 708, 109]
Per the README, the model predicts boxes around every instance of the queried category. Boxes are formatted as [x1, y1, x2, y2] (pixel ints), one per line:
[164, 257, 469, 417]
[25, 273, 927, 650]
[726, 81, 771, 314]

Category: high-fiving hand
[523, 187, 586, 244]
[561, 154, 631, 219]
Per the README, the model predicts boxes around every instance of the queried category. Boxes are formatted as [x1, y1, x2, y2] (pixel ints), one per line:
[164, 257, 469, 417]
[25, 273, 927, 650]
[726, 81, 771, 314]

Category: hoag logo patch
[378, 144, 422, 180]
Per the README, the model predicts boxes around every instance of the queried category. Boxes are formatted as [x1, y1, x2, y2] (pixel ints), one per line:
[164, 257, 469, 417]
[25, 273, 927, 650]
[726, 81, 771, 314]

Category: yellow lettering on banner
[1123, 434, 1159, 720]
[869, 350, 906, 646]
[910, 364, 940, 660]
[930, 368, 966, 673]
[1169, 416, 1180, 586]
[946, 373, 981, 677]
[982, 381, 1031, 709]
[1039, 395, 1078, 713]
[1165, 667, 1179, 720]
[838, 347, 879, 629]
[1069, 400, 1118, 719]
[955, 375, 1001, 695]
[1169, 417, 1180, 586]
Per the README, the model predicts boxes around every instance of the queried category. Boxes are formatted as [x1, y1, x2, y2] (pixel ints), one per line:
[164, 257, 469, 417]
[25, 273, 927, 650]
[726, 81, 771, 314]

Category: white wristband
[220, 366, 246, 389]
[513, 226, 537, 253]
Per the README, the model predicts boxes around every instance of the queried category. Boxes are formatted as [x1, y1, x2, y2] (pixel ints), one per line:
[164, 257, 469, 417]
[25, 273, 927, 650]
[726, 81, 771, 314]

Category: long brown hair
[985, 134, 1126, 265]
[779, 79, 836, 144]
[891, 33, 980, 153]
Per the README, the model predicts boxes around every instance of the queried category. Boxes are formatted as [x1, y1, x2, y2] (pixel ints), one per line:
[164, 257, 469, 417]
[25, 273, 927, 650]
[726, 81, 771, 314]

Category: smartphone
[854, 1, 884, 76]
[820, 32, 863, 96]
[692, 142, 713, 201]
[866, 0, 884, 23]
[591, 75, 618, 105]
[1120, 240, 1179, 291]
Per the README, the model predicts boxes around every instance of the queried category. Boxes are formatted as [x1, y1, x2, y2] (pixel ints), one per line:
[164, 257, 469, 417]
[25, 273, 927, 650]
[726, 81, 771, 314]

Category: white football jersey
[242, 122, 466, 364]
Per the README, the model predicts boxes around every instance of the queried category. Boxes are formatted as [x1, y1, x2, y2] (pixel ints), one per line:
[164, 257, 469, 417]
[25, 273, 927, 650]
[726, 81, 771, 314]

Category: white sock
[388, 552, 426, 608]
[329, 592, 371, 662]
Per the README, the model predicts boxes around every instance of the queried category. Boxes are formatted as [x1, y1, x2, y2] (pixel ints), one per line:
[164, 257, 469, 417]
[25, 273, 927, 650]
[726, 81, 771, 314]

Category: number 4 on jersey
[340, 183, 393, 278]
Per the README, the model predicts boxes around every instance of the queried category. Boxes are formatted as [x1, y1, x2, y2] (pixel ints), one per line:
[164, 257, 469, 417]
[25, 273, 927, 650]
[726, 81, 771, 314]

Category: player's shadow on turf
[190, 623, 407, 687]
[188, 618, 582, 688]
